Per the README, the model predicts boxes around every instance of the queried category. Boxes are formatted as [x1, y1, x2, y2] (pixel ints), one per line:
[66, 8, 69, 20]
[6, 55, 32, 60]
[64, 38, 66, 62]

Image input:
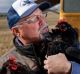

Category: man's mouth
[43, 27, 49, 33]
[40, 25, 49, 34]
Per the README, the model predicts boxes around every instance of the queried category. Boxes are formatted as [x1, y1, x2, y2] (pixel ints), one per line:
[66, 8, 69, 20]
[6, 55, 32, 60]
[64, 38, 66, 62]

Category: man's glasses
[19, 12, 47, 25]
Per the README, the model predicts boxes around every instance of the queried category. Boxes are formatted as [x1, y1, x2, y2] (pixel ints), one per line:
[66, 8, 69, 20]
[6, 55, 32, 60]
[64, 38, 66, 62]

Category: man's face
[14, 9, 49, 43]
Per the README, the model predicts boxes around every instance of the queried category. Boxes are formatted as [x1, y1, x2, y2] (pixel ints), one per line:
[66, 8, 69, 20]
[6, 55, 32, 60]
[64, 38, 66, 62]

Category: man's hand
[44, 53, 71, 74]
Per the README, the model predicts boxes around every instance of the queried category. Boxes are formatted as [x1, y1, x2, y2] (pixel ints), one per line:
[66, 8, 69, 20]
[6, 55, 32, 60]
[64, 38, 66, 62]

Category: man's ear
[11, 27, 20, 37]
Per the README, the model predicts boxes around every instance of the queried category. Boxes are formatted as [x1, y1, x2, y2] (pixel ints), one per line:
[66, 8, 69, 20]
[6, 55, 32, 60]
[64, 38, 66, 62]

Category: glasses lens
[42, 12, 47, 17]
[20, 13, 47, 24]
[26, 16, 38, 24]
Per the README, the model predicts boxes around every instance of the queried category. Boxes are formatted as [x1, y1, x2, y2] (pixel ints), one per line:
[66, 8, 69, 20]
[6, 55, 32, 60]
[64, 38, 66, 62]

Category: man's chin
[31, 32, 50, 43]
[30, 37, 42, 44]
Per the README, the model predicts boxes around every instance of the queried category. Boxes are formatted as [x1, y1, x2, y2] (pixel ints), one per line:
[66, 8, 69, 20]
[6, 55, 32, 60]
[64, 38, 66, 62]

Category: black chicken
[46, 21, 80, 63]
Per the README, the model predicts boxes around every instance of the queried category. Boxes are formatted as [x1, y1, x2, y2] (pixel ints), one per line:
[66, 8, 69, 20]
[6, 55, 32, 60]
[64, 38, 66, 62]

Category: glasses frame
[17, 12, 47, 25]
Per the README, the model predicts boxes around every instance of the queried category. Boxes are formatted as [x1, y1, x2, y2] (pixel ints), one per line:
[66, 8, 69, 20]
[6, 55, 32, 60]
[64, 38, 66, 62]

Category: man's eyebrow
[18, 15, 32, 23]
[19, 17, 28, 22]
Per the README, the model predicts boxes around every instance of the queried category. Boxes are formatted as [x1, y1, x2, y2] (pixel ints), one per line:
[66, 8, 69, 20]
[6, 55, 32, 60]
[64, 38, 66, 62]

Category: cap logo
[12, 0, 37, 16]
[20, 0, 32, 6]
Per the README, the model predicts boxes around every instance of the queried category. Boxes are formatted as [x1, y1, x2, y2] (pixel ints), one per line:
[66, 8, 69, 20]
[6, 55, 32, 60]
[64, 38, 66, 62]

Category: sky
[0, 0, 15, 13]
[0, 0, 36, 13]
[0, 0, 60, 14]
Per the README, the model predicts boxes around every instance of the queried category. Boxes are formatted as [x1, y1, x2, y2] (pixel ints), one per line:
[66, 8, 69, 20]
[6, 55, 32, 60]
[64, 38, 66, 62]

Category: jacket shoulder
[0, 47, 38, 71]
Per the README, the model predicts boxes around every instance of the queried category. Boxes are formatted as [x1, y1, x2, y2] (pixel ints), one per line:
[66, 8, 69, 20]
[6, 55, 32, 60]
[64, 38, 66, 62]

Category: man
[0, 0, 80, 74]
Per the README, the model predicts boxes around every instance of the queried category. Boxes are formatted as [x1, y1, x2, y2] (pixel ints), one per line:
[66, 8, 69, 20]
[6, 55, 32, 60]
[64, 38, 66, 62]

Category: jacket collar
[13, 37, 36, 58]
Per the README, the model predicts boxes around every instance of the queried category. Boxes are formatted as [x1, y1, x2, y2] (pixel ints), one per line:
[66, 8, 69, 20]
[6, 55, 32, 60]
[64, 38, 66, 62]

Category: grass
[0, 17, 13, 56]
[0, 12, 59, 56]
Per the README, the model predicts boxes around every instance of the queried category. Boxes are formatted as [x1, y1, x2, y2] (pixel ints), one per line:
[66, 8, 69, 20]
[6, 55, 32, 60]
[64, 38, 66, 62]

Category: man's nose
[38, 19, 43, 27]
[38, 17, 45, 27]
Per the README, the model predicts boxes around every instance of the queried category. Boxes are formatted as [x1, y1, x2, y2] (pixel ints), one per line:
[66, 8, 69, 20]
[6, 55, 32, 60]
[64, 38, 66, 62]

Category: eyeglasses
[19, 12, 47, 25]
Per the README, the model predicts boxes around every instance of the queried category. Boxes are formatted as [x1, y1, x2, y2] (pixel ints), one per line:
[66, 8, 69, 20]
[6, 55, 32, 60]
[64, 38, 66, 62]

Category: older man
[0, 0, 80, 74]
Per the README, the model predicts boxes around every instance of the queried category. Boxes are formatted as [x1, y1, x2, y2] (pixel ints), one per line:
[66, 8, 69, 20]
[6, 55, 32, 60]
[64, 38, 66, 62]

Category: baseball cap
[7, 0, 51, 29]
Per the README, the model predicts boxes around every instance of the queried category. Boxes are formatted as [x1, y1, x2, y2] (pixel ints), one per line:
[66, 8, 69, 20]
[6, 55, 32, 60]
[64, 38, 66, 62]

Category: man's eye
[24, 19, 27, 22]
[27, 17, 37, 23]
[27, 20, 33, 24]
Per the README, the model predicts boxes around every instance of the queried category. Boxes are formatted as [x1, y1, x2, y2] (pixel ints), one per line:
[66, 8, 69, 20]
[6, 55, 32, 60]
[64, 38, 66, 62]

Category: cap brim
[39, 1, 51, 11]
